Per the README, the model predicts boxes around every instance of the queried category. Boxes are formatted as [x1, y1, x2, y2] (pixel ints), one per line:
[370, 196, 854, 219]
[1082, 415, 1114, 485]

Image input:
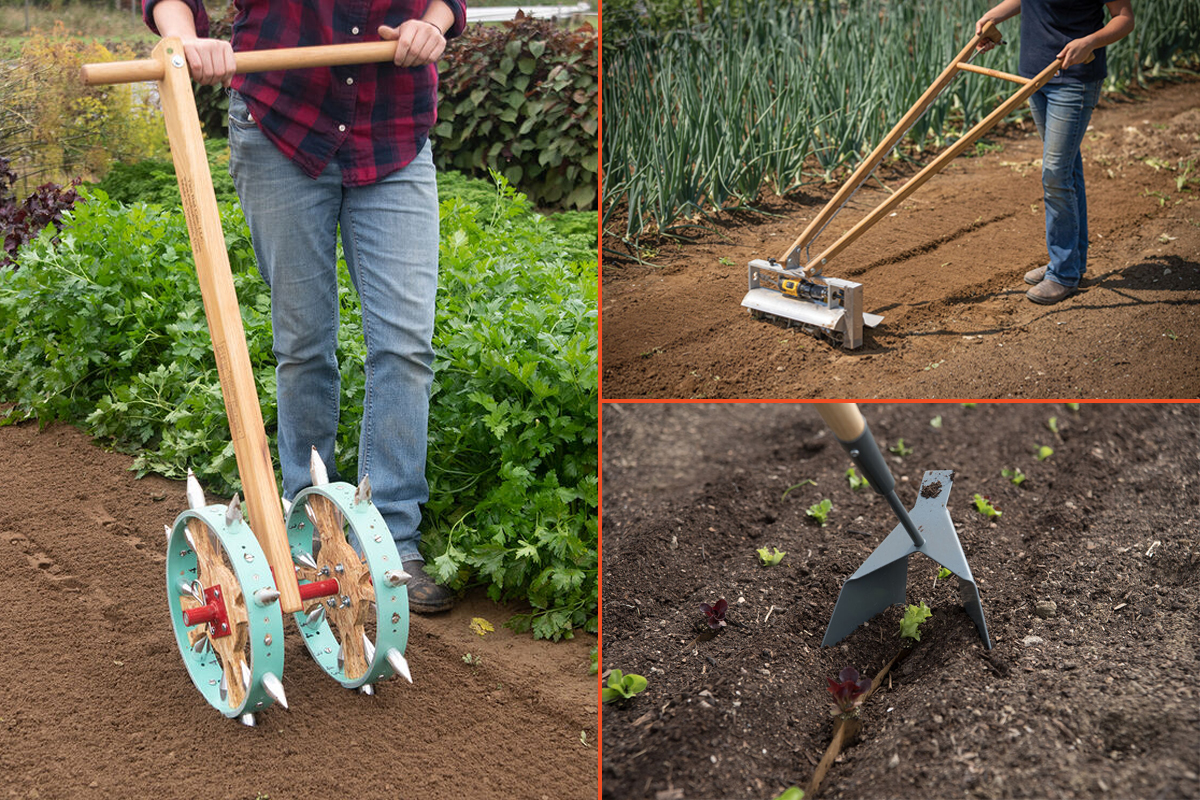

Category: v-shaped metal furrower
[815, 404, 991, 649]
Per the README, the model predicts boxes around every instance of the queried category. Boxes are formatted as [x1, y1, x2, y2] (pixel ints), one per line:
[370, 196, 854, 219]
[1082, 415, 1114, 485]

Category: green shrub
[435, 15, 598, 210]
[0, 174, 597, 641]
[93, 138, 239, 207]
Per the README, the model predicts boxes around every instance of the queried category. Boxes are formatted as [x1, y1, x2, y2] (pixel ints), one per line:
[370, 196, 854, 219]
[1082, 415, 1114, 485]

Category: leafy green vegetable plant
[0, 174, 598, 642]
[937, 566, 952, 580]
[1066, 402, 1080, 411]
[1046, 416, 1059, 434]
[930, 415, 943, 429]
[845, 467, 869, 491]
[973, 494, 1001, 518]
[807, 499, 832, 527]
[1002, 467, 1026, 485]
[899, 601, 932, 643]
[774, 789, 805, 800]
[757, 546, 786, 566]
[602, 670, 648, 703]
[889, 439, 913, 457]
[1036, 445, 1054, 461]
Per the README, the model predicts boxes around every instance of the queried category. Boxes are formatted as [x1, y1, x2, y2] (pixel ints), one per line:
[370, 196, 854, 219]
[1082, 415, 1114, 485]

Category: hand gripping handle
[81, 40, 399, 86]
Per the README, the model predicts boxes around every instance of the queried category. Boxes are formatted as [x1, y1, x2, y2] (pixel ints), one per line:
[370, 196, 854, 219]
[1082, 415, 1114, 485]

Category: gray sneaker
[1024, 265, 1048, 285]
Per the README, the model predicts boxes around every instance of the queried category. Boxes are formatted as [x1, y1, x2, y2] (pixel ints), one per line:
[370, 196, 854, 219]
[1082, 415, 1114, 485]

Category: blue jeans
[227, 91, 438, 564]
[1030, 81, 1102, 288]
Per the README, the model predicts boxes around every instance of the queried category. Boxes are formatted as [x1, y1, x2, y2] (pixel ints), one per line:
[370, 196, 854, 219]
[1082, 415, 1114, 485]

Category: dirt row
[0, 420, 598, 799]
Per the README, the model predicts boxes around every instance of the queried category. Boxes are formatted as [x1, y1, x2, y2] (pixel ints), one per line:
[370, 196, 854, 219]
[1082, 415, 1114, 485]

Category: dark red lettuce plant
[826, 666, 871, 717]
[700, 598, 728, 629]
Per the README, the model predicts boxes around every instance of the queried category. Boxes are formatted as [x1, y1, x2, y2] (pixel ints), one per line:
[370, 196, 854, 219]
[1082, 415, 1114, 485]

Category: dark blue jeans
[1030, 80, 1103, 288]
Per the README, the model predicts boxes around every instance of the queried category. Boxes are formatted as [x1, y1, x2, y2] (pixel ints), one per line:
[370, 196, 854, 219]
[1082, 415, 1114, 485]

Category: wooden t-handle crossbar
[81, 40, 398, 85]
[802, 52, 1077, 271]
[779, 21, 1005, 271]
[143, 38, 302, 612]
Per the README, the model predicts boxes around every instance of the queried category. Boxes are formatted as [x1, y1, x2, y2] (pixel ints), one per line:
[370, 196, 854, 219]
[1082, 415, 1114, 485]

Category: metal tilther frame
[82, 39, 418, 726]
[744, 21, 1083, 349]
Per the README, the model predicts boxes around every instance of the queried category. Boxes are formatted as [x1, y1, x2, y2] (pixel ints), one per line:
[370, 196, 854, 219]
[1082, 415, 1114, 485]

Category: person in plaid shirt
[144, 0, 467, 612]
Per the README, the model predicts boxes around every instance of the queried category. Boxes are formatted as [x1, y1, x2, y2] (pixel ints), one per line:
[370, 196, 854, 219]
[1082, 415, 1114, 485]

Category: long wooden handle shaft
[814, 403, 865, 442]
[81, 40, 398, 86]
[780, 21, 1002, 268]
[153, 38, 303, 613]
[806, 55, 1065, 270]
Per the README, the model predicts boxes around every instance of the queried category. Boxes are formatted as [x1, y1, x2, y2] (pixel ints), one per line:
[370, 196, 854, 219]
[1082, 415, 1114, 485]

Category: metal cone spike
[304, 504, 319, 528]
[179, 579, 203, 603]
[239, 713, 256, 727]
[337, 643, 345, 672]
[293, 550, 318, 570]
[186, 469, 206, 510]
[386, 648, 412, 684]
[184, 527, 197, 551]
[261, 672, 288, 710]
[358, 683, 375, 696]
[219, 672, 228, 702]
[304, 604, 326, 627]
[254, 587, 281, 606]
[225, 493, 243, 527]
[164, 524, 172, 540]
[354, 474, 373, 506]
[309, 447, 330, 486]
[362, 632, 376, 664]
[240, 661, 251, 692]
[191, 635, 209, 655]
[383, 569, 412, 587]
[281, 497, 292, 515]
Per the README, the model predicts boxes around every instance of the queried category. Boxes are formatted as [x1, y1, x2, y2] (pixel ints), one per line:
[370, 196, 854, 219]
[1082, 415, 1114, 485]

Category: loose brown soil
[601, 79, 1200, 399]
[601, 402, 1199, 799]
[0, 421, 597, 799]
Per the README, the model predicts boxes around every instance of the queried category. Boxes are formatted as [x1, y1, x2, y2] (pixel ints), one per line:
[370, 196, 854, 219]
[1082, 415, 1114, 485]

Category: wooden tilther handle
[81, 39, 399, 85]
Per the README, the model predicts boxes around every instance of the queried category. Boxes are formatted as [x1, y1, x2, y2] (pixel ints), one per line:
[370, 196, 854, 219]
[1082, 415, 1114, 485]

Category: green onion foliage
[0, 172, 597, 641]
[603, 0, 1200, 241]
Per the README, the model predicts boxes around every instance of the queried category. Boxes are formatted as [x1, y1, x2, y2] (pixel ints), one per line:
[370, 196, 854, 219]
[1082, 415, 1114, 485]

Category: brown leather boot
[1026, 278, 1077, 305]
[1024, 265, 1048, 285]
[402, 560, 456, 613]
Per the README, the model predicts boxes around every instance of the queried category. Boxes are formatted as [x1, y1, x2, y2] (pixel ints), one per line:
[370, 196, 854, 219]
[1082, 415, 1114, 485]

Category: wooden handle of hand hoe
[81, 40, 399, 86]
[814, 403, 865, 443]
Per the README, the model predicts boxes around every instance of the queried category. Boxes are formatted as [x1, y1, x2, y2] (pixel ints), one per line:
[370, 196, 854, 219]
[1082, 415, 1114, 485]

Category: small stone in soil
[1035, 600, 1057, 618]
[888, 753, 900, 769]
[1022, 635, 1044, 646]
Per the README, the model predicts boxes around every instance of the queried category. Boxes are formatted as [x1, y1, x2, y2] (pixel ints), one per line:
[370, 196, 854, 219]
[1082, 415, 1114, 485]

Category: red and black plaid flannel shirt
[144, 0, 467, 186]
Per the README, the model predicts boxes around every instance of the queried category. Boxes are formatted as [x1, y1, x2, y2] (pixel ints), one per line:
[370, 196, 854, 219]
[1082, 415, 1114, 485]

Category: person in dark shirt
[975, 0, 1134, 304]
[144, 0, 466, 612]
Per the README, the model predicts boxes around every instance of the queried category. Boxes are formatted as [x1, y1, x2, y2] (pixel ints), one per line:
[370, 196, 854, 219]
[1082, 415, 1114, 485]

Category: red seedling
[700, 598, 728, 629]
[826, 666, 871, 716]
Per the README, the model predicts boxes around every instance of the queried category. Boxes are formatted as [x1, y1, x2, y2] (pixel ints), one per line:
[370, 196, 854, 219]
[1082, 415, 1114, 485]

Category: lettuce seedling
[937, 566, 952, 580]
[889, 438, 913, 457]
[757, 547, 786, 566]
[1002, 467, 1026, 485]
[1047, 416, 1059, 434]
[973, 493, 1001, 518]
[826, 666, 871, 717]
[961, 403, 977, 409]
[602, 670, 648, 703]
[700, 598, 728, 629]
[899, 601, 932, 643]
[774, 788, 805, 800]
[1067, 402, 1080, 412]
[1036, 445, 1054, 461]
[930, 415, 943, 429]
[807, 498, 833, 527]
[845, 467, 869, 491]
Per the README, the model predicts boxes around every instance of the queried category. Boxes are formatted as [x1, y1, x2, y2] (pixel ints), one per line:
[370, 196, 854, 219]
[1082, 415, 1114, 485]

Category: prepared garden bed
[601, 79, 1200, 399]
[0, 421, 597, 798]
[601, 402, 1198, 799]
